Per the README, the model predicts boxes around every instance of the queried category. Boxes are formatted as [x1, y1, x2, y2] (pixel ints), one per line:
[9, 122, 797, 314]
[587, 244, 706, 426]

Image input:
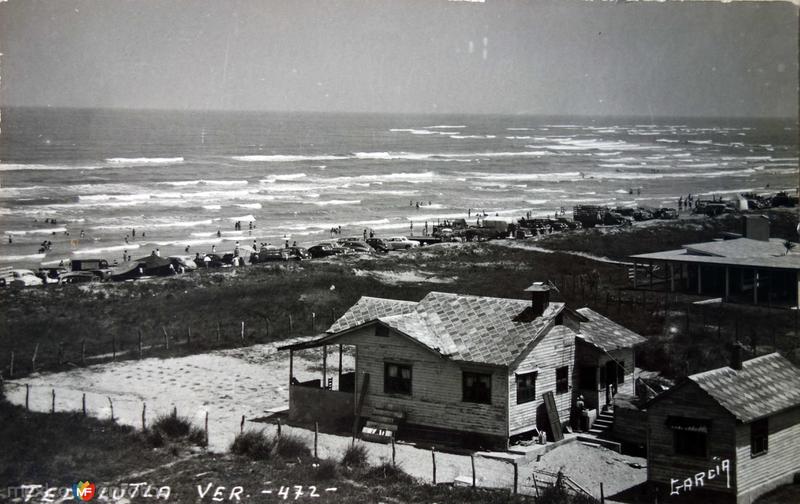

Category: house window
[516, 372, 537, 404]
[384, 363, 411, 395]
[668, 416, 710, 458]
[463, 371, 492, 404]
[375, 325, 389, 337]
[579, 366, 597, 389]
[751, 418, 768, 456]
[556, 366, 569, 394]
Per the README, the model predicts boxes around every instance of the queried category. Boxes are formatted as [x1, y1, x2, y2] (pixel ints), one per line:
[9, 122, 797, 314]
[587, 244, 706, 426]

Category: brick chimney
[730, 342, 743, 371]
[524, 282, 551, 318]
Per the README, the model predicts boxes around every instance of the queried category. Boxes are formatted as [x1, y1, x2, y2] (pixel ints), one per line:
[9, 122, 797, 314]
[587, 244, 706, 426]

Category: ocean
[0, 107, 797, 268]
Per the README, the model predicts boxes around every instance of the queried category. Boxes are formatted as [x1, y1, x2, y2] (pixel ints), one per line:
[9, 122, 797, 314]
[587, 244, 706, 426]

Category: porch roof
[575, 307, 646, 351]
[630, 237, 800, 271]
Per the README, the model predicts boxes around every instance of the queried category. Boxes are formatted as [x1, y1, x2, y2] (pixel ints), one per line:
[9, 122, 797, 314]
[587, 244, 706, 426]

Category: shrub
[363, 462, 414, 484]
[274, 433, 310, 459]
[312, 458, 339, 481]
[152, 414, 191, 438]
[341, 442, 369, 468]
[230, 430, 273, 460]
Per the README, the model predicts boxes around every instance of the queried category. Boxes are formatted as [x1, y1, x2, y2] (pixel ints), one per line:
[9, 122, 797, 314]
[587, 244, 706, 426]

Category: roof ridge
[358, 295, 418, 304]
[689, 352, 781, 380]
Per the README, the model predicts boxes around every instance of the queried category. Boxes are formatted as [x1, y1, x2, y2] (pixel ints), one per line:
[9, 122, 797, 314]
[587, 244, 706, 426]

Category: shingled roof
[324, 292, 565, 366]
[576, 307, 647, 351]
[688, 353, 800, 423]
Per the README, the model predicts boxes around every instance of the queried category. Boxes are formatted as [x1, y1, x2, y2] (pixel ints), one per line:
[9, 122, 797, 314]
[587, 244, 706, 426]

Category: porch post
[724, 266, 730, 301]
[753, 270, 759, 305]
[633, 262, 637, 288]
[697, 264, 702, 295]
[338, 344, 343, 387]
[669, 263, 675, 292]
[322, 345, 328, 389]
[289, 348, 294, 388]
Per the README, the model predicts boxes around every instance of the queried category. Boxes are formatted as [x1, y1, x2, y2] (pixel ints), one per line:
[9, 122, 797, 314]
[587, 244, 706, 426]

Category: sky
[0, 0, 797, 117]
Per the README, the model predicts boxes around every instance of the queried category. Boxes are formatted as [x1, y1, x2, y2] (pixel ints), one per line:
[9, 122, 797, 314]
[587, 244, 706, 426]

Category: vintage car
[383, 236, 420, 250]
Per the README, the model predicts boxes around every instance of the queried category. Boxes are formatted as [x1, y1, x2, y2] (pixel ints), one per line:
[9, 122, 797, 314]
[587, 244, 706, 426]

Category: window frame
[516, 371, 538, 404]
[555, 366, 569, 394]
[751, 418, 769, 457]
[383, 362, 412, 396]
[462, 371, 492, 404]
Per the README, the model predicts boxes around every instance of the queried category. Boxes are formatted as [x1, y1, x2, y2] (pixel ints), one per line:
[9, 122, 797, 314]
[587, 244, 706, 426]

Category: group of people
[410, 200, 433, 209]
[677, 194, 696, 211]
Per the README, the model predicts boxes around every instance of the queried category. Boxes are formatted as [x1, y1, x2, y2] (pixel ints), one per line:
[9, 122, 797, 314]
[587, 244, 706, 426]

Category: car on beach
[70, 258, 113, 280]
[3, 269, 45, 288]
[37, 267, 68, 284]
[287, 246, 310, 260]
[336, 238, 375, 254]
[383, 236, 420, 250]
[57, 271, 100, 285]
[250, 247, 291, 263]
[365, 238, 390, 253]
[169, 256, 197, 272]
[308, 243, 349, 259]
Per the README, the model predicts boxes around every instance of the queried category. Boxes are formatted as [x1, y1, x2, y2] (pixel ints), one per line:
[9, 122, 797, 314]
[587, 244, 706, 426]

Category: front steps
[360, 404, 405, 444]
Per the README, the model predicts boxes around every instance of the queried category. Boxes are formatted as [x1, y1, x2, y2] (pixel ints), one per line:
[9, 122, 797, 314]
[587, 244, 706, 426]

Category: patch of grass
[149, 413, 206, 447]
[312, 458, 339, 481]
[362, 461, 416, 485]
[274, 433, 311, 459]
[230, 429, 273, 460]
[340, 442, 369, 468]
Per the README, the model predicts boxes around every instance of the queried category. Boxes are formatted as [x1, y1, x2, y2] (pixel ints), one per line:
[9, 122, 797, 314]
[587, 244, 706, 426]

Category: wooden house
[646, 352, 800, 503]
[280, 283, 645, 450]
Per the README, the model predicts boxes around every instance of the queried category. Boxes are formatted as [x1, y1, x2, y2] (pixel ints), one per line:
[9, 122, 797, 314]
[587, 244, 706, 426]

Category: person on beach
[125, 236, 129, 244]
[410, 221, 413, 236]
[363, 229, 367, 241]
[185, 245, 190, 253]
[678, 196, 683, 210]
[132, 228, 136, 238]
[369, 229, 374, 238]
[123, 250, 128, 261]
[415, 202, 420, 210]
[7, 236, 11, 244]
[216, 229, 221, 238]
[211, 244, 216, 253]
[142, 231, 146, 238]
[80, 229, 85, 238]
[468, 208, 471, 217]
[155, 248, 161, 257]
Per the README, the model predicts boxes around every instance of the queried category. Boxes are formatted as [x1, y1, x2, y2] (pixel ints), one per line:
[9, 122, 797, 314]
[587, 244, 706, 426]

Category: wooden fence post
[108, 397, 114, 422]
[142, 403, 147, 430]
[172, 405, 177, 418]
[9, 351, 14, 378]
[31, 343, 39, 373]
[204, 411, 209, 447]
[288, 314, 293, 332]
[601, 482, 605, 504]
[162, 327, 169, 350]
[51, 388, 55, 413]
[240, 415, 245, 433]
[25, 384, 29, 411]
[82, 393, 86, 416]
[431, 447, 436, 484]
[532, 472, 540, 498]
[241, 321, 245, 343]
[391, 437, 396, 467]
[138, 331, 143, 360]
[513, 461, 518, 495]
[311, 312, 316, 332]
[314, 421, 319, 459]
[471, 454, 476, 488]
[277, 417, 282, 438]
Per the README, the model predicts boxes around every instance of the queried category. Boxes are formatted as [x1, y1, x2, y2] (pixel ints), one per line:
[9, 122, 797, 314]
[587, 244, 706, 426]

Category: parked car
[384, 236, 420, 250]
[4, 269, 44, 287]
[199, 253, 229, 268]
[308, 244, 349, 258]
[250, 247, 291, 263]
[70, 258, 113, 280]
[287, 246, 310, 260]
[38, 267, 68, 284]
[337, 239, 374, 254]
[365, 238, 390, 253]
[58, 271, 100, 285]
[169, 256, 197, 272]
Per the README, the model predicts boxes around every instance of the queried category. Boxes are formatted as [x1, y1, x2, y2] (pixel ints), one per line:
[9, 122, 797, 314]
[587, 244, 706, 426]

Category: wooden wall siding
[647, 382, 738, 494]
[734, 406, 800, 496]
[339, 326, 508, 438]
[508, 326, 575, 434]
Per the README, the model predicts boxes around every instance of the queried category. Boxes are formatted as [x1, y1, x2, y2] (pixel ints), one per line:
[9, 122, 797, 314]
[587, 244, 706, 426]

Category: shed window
[384, 363, 412, 395]
[751, 418, 768, 456]
[668, 416, 709, 458]
[556, 366, 569, 394]
[516, 372, 537, 404]
[375, 325, 389, 337]
[463, 371, 492, 404]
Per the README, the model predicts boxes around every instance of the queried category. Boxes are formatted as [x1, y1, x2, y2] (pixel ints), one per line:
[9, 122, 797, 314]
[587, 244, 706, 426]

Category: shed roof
[297, 292, 565, 366]
[686, 353, 800, 423]
[575, 307, 647, 351]
[684, 237, 795, 258]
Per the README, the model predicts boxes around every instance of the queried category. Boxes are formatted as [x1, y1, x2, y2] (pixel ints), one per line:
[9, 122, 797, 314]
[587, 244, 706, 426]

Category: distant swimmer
[7, 236, 11, 244]
[216, 228, 221, 238]
[185, 245, 190, 253]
